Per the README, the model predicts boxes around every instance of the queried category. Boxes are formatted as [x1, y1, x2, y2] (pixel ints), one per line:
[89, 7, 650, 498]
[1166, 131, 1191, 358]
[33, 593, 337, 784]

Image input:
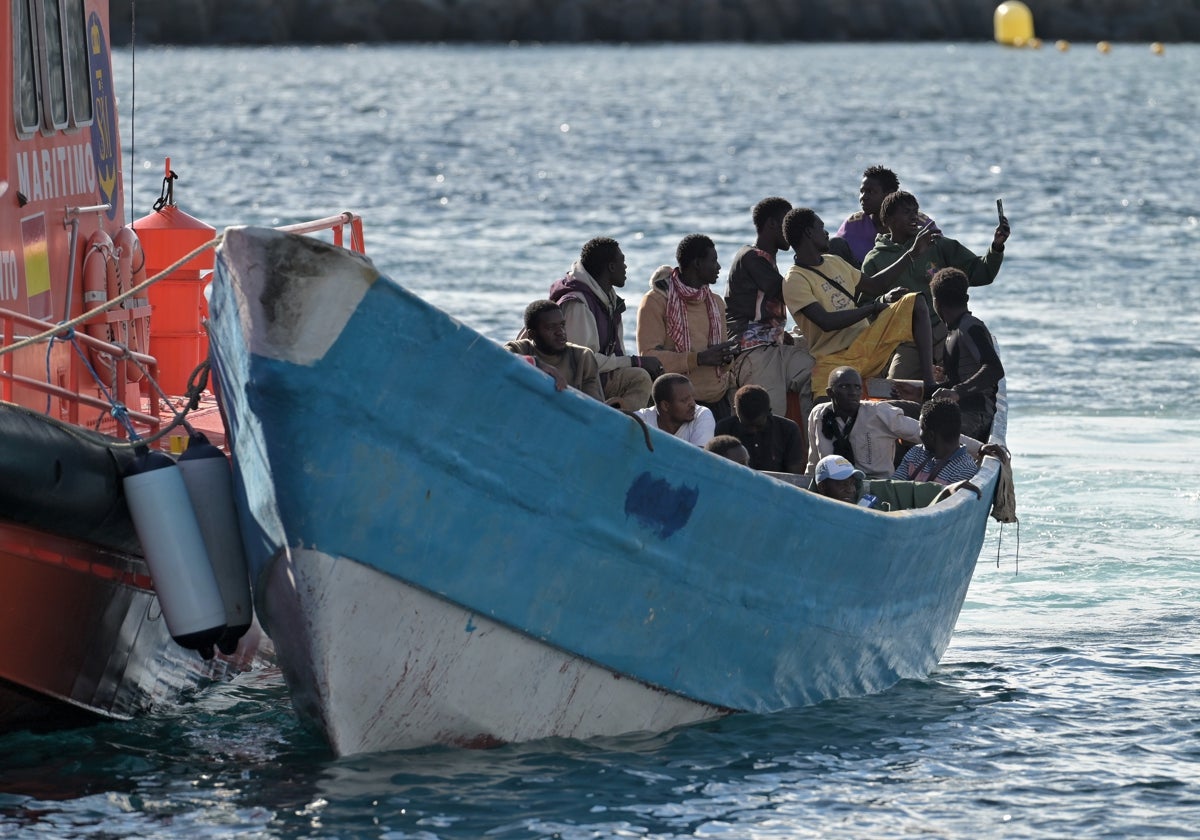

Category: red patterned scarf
[665, 267, 723, 353]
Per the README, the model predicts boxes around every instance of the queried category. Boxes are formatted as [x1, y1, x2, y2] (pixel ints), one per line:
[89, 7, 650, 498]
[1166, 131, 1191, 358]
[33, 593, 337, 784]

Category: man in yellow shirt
[780, 208, 939, 401]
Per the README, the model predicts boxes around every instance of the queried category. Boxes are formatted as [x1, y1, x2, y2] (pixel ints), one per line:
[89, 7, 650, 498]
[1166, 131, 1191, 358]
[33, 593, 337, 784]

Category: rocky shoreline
[109, 1, 1200, 45]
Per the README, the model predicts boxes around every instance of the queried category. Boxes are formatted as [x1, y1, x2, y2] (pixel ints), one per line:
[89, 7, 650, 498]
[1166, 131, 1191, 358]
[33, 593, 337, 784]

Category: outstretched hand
[993, 215, 1011, 250]
[911, 221, 939, 256]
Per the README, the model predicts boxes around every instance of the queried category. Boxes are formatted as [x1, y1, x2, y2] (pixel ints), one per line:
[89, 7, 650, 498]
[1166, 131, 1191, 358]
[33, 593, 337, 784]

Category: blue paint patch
[624, 472, 699, 539]
[464, 616, 476, 633]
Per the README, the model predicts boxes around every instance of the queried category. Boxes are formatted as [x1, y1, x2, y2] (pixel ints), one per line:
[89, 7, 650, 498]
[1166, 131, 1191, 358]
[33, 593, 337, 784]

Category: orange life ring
[82, 230, 120, 382]
[113, 226, 151, 383]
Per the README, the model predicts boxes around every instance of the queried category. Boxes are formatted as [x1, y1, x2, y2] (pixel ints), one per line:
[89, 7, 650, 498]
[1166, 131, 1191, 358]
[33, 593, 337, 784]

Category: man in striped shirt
[892, 398, 980, 485]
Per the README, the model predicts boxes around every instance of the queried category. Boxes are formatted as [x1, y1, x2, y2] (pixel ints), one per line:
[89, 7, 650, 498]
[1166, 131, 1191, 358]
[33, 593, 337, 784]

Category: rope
[995, 519, 1021, 574]
[66, 337, 139, 440]
[0, 234, 223, 358]
[623, 410, 655, 452]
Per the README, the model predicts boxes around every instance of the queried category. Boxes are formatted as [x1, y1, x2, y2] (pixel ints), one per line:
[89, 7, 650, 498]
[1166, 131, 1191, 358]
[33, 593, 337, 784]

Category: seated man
[715, 384, 806, 474]
[892, 398, 982, 485]
[549, 236, 660, 411]
[780, 207, 940, 401]
[813, 454, 964, 510]
[861, 190, 1009, 380]
[724, 196, 814, 423]
[930, 267, 1004, 442]
[807, 366, 983, 478]
[811, 454, 865, 504]
[704, 435, 750, 466]
[637, 234, 741, 420]
[829, 165, 940, 269]
[504, 300, 605, 402]
[634, 373, 715, 447]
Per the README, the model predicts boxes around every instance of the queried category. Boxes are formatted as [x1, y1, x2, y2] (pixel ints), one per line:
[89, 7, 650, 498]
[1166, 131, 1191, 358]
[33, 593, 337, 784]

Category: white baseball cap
[815, 454, 863, 483]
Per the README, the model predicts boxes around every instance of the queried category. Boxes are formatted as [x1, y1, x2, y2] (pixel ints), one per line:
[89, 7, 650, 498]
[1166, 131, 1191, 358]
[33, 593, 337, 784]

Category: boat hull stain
[624, 472, 699, 539]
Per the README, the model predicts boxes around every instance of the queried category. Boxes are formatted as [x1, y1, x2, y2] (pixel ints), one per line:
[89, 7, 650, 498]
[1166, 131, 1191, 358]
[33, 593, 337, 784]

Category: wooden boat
[0, 0, 362, 729]
[206, 225, 1009, 756]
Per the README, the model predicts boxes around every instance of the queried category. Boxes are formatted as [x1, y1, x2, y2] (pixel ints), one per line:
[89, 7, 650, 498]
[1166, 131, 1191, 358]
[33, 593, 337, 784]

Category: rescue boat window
[65, 0, 91, 124]
[16, 0, 41, 133]
[41, 0, 69, 128]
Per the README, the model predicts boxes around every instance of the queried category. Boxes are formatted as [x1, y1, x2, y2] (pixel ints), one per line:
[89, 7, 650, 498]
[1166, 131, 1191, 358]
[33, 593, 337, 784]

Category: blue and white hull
[207, 226, 1003, 756]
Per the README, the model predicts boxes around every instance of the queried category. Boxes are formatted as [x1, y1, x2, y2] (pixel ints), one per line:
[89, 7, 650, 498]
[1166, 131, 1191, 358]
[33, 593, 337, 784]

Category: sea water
[2, 42, 1199, 838]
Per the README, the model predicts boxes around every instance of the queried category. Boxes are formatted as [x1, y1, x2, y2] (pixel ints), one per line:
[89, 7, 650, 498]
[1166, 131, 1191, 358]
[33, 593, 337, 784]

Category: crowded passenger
[715, 384, 806, 474]
[723, 196, 814, 427]
[892, 398, 982, 485]
[780, 207, 940, 401]
[861, 190, 1009, 380]
[929, 267, 1004, 442]
[633, 373, 716, 446]
[704, 435, 751, 466]
[811, 455, 865, 504]
[808, 365, 983, 478]
[637, 234, 740, 421]
[829, 165, 940, 269]
[548, 237, 661, 410]
[505, 300, 605, 402]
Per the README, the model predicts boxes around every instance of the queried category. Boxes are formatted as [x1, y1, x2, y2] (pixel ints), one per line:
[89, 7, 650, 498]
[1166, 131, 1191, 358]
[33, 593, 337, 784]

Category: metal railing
[0, 309, 161, 438]
[276, 212, 366, 254]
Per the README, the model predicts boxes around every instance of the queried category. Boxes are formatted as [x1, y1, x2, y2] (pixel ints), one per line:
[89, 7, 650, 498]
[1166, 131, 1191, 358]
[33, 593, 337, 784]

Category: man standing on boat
[780, 208, 940, 402]
[549, 237, 660, 411]
[505, 300, 605, 402]
[929, 267, 1004, 442]
[637, 234, 741, 421]
[724, 196, 815, 431]
[633, 373, 715, 446]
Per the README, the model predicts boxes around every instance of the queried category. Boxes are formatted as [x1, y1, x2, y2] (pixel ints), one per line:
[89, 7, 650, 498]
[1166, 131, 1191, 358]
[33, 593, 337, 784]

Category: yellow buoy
[994, 1, 1035, 47]
[1056, 39, 1070, 52]
[1151, 42, 1165, 55]
[1098, 41, 1111, 53]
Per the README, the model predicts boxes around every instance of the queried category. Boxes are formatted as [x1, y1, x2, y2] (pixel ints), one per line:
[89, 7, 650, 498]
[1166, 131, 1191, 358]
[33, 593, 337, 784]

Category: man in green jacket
[861, 191, 1010, 381]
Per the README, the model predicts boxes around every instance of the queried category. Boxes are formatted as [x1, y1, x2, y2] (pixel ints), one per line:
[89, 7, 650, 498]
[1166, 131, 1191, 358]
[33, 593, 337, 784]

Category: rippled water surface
[3, 42, 1199, 838]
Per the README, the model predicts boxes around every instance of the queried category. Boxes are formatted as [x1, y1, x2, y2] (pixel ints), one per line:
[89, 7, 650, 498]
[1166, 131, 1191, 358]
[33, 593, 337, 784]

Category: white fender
[123, 449, 226, 657]
[176, 432, 254, 654]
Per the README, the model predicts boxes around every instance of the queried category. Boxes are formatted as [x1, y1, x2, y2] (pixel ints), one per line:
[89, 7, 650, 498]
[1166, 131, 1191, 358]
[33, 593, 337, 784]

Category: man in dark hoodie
[929, 267, 1004, 442]
[861, 191, 1009, 381]
[548, 237, 660, 410]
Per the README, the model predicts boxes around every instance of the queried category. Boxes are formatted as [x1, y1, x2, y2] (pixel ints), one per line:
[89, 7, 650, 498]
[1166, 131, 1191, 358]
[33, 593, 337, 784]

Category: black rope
[623, 410, 654, 452]
[152, 169, 177, 212]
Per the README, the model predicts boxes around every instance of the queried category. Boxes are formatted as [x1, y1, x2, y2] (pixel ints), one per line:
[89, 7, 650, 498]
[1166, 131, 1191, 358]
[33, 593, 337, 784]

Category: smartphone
[996, 198, 1005, 222]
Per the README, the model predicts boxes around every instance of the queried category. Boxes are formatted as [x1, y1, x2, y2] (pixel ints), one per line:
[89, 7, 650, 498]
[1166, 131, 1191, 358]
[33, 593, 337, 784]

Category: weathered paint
[208, 226, 1004, 755]
[261, 546, 728, 755]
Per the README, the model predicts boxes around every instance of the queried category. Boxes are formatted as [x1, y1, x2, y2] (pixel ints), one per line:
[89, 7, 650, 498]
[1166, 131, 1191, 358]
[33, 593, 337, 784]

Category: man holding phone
[860, 191, 1010, 381]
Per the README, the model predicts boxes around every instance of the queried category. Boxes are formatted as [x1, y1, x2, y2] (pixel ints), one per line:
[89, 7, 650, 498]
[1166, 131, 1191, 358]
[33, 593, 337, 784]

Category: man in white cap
[812, 454, 864, 504]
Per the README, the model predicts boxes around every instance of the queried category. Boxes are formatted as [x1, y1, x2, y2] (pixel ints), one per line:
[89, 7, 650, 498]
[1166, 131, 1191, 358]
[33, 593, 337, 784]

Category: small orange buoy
[1151, 42, 1165, 55]
[1097, 41, 1111, 53]
[1056, 39, 1070, 52]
